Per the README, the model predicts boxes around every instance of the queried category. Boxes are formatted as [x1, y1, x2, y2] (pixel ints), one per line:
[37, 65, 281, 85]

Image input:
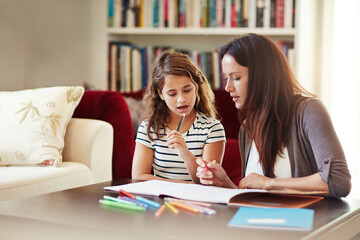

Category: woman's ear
[157, 89, 164, 101]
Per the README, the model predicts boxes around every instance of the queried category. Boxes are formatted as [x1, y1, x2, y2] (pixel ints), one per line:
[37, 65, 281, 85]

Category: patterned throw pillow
[0, 86, 84, 166]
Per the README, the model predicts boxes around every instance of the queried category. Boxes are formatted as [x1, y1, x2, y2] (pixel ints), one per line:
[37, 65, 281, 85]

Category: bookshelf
[105, 0, 299, 93]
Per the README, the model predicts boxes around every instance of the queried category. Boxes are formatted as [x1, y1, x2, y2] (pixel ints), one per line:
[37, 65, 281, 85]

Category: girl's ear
[157, 89, 164, 101]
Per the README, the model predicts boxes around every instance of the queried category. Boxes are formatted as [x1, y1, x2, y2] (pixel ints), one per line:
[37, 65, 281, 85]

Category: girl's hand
[196, 158, 236, 188]
[166, 130, 190, 159]
[238, 173, 273, 190]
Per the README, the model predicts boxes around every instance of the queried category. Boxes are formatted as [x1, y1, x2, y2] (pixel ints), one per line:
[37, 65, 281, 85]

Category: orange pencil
[154, 204, 166, 218]
[171, 201, 201, 214]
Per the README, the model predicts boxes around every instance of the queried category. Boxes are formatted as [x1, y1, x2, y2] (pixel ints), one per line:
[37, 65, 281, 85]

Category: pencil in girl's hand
[176, 113, 185, 131]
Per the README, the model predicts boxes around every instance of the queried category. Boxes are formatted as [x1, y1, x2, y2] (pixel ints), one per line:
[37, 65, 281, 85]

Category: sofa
[0, 118, 113, 201]
[122, 89, 242, 185]
[0, 87, 139, 201]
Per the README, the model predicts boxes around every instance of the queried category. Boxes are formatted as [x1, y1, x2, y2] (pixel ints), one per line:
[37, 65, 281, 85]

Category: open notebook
[104, 180, 324, 208]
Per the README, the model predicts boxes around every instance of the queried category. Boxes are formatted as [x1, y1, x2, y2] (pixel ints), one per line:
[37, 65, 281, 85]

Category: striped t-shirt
[135, 111, 226, 181]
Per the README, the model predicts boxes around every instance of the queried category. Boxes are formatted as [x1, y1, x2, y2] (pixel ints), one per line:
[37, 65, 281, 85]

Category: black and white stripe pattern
[136, 112, 226, 181]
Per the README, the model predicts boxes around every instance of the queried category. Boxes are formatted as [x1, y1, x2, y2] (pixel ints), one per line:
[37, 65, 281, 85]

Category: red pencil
[119, 189, 135, 199]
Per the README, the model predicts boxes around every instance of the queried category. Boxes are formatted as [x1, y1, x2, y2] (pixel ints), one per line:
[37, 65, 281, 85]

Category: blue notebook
[228, 207, 314, 231]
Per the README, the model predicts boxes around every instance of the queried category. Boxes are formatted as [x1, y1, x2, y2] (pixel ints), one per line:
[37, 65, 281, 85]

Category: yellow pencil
[154, 204, 166, 218]
[164, 201, 179, 214]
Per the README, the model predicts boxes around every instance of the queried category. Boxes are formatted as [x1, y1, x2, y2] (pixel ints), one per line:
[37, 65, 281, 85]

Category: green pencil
[99, 199, 146, 212]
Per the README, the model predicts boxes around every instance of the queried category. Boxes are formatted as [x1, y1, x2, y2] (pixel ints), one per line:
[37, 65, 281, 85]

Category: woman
[196, 34, 351, 198]
[132, 51, 225, 183]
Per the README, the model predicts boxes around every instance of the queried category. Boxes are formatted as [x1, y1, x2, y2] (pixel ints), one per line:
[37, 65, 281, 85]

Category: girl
[132, 51, 225, 183]
[196, 34, 351, 198]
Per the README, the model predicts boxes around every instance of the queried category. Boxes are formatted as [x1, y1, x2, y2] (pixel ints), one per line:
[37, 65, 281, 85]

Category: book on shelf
[107, 0, 295, 29]
[228, 207, 314, 230]
[107, 42, 225, 91]
[104, 180, 324, 208]
[275, 0, 284, 27]
[107, 40, 292, 92]
[108, 0, 114, 27]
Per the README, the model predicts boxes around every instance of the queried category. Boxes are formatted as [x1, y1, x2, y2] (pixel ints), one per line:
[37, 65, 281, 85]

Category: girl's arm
[166, 131, 225, 184]
[132, 142, 194, 183]
[131, 142, 157, 180]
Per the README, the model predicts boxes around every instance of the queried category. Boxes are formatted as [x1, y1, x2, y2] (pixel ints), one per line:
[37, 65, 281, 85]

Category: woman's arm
[239, 172, 329, 195]
[300, 99, 351, 197]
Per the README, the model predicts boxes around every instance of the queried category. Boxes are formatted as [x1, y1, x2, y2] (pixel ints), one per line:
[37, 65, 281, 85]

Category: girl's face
[222, 54, 249, 110]
[158, 74, 197, 118]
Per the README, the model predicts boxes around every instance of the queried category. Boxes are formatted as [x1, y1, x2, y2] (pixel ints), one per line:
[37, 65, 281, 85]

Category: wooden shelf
[107, 27, 296, 37]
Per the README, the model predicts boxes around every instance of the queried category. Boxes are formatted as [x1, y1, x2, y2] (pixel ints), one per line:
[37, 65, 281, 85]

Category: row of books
[107, 40, 295, 92]
[107, 0, 296, 29]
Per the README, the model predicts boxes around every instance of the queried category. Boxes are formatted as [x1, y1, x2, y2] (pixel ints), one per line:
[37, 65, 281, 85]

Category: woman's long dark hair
[220, 34, 314, 177]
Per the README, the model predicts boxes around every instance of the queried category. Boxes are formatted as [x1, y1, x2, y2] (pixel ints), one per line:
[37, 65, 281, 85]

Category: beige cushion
[0, 86, 84, 166]
[0, 162, 93, 201]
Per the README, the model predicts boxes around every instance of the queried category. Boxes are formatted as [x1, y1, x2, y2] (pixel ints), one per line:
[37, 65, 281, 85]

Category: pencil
[119, 189, 135, 199]
[154, 204, 166, 218]
[176, 113, 185, 131]
[164, 201, 179, 214]
[199, 166, 209, 175]
[164, 197, 212, 207]
[171, 201, 201, 214]
[99, 200, 145, 212]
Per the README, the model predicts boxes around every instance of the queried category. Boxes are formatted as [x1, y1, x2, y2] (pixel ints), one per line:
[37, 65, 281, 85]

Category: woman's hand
[196, 158, 237, 188]
[238, 173, 273, 190]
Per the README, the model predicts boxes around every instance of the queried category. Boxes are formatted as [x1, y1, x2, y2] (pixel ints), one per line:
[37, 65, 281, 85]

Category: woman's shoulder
[293, 95, 330, 122]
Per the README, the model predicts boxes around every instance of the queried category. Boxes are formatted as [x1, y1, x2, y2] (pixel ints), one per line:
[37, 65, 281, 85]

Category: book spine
[139, 0, 144, 27]
[179, 0, 186, 27]
[108, 0, 114, 27]
[263, 0, 271, 28]
[284, 0, 293, 28]
[270, 0, 275, 27]
[164, 0, 169, 27]
[248, 0, 256, 28]
[216, 0, 224, 27]
[275, 0, 284, 28]
[185, 0, 193, 27]
[153, 0, 159, 27]
[234, 0, 240, 27]
[230, 0, 236, 27]
[193, 0, 201, 28]
[224, 0, 231, 27]
[242, 0, 249, 27]
[209, 0, 216, 27]
[113, 0, 122, 28]
[256, 0, 264, 27]
[159, 0, 165, 28]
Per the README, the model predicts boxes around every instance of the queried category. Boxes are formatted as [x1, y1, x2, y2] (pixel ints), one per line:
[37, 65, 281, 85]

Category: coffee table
[0, 179, 359, 240]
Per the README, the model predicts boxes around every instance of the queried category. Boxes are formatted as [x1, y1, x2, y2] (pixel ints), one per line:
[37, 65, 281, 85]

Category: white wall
[0, 0, 107, 91]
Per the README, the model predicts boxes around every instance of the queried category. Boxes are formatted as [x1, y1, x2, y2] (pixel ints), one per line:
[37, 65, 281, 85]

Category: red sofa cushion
[222, 139, 241, 186]
[73, 90, 135, 180]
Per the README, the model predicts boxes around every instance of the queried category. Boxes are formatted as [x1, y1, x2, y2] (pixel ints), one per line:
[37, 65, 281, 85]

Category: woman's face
[222, 54, 249, 110]
[158, 74, 197, 118]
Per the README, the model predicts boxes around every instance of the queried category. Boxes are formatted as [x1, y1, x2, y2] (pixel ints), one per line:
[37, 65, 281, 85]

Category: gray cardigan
[239, 96, 351, 198]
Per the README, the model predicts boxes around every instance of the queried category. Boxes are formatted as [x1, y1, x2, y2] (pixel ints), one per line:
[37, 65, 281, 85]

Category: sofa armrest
[63, 118, 113, 183]
[73, 90, 134, 180]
